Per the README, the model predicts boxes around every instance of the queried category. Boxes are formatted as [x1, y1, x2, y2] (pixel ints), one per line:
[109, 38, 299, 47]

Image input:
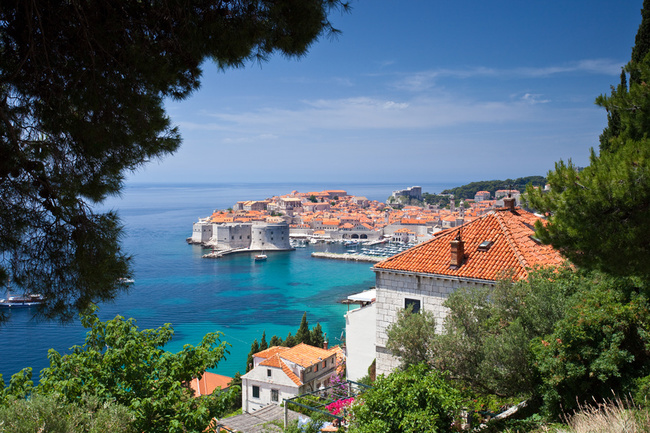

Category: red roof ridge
[255, 346, 290, 359]
[494, 210, 529, 270]
[281, 361, 302, 386]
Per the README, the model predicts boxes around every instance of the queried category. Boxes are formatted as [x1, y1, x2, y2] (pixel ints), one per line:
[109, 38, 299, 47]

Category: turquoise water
[0, 182, 456, 381]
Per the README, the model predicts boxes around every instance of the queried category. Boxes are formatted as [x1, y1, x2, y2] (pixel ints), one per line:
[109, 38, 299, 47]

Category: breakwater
[311, 252, 384, 263]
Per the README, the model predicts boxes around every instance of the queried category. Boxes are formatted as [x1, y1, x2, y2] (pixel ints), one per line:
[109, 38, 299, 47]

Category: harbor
[310, 239, 415, 263]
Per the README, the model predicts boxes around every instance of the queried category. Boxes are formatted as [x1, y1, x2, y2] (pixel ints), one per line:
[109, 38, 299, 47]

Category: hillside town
[188, 186, 526, 253]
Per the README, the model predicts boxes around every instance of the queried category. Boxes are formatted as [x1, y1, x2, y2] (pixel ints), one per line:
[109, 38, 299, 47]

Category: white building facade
[241, 344, 342, 413]
[344, 289, 377, 382]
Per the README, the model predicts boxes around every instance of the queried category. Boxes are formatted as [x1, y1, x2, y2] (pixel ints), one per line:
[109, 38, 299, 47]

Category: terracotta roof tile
[255, 346, 290, 360]
[374, 208, 564, 281]
[189, 372, 233, 397]
[278, 343, 339, 368]
[281, 362, 303, 386]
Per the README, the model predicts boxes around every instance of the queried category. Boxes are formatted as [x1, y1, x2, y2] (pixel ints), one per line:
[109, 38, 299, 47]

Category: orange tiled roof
[253, 344, 341, 386]
[255, 346, 290, 360]
[281, 361, 302, 386]
[273, 343, 338, 368]
[189, 372, 233, 397]
[374, 207, 564, 281]
[260, 353, 284, 368]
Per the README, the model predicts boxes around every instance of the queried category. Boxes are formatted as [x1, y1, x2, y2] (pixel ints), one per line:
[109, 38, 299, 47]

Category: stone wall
[373, 269, 493, 376]
[249, 223, 291, 250]
[212, 223, 252, 250]
[191, 221, 213, 244]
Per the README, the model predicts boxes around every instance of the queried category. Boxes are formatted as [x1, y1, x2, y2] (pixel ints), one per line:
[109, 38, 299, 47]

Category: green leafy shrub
[349, 363, 462, 433]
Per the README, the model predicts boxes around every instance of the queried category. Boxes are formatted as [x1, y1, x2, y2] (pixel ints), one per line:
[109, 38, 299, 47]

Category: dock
[310, 252, 384, 263]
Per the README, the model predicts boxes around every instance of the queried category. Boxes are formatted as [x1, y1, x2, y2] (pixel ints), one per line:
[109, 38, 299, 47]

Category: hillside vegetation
[440, 176, 546, 200]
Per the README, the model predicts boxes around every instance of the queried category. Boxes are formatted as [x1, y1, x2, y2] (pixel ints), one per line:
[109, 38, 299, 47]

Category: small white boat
[254, 254, 267, 262]
[0, 293, 44, 307]
[118, 277, 135, 284]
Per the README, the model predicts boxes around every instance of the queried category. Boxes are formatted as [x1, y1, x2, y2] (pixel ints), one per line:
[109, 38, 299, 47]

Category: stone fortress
[190, 221, 291, 252]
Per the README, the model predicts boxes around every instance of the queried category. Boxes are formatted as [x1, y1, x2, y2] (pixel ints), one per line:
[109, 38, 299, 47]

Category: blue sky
[131, 1, 642, 186]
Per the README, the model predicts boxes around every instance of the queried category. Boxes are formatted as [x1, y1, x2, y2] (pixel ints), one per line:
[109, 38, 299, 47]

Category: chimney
[503, 196, 516, 211]
[450, 233, 464, 268]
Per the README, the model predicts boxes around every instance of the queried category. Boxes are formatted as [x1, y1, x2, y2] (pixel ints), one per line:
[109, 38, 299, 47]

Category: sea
[0, 182, 457, 383]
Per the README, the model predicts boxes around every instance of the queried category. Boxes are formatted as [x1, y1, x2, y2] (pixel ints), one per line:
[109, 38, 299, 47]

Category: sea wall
[213, 223, 252, 250]
[249, 223, 291, 250]
[190, 220, 213, 244]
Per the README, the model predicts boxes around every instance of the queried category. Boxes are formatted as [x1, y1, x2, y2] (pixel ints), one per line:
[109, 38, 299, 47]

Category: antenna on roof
[505, 182, 513, 198]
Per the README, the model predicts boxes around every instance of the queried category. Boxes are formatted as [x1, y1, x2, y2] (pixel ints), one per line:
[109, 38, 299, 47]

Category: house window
[271, 389, 279, 402]
[405, 298, 421, 313]
[252, 385, 260, 398]
[267, 369, 271, 377]
[322, 361, 326, 368]
[314, 364, 318, 372]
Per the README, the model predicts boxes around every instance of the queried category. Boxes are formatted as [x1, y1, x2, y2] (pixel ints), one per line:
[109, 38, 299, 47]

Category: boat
[0, 293, 44, 307]
[118, 277, 135, 284]
[254, 253, 267, 261]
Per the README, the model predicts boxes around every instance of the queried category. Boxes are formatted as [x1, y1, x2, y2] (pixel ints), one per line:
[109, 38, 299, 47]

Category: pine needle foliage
[527, 2, 650, 282]
[0, 0, 350, 322]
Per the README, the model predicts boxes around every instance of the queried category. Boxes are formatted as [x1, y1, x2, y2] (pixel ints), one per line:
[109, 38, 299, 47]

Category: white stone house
[371, 199, 565, 376]
[474, 190, 491, 202]
[241, 343, 342, 413]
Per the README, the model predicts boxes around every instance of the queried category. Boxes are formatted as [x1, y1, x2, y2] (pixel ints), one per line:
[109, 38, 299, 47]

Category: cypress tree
[310, 323, 325, 348]
[598, 70, 627, 152]
[260, 331, 268, 351]
[632, 0, 650, 80]
[295, 312, 312, 346]
[246, 340, 260, 372]
[269, 335, 282, 347]
[284, 332, 296, 347]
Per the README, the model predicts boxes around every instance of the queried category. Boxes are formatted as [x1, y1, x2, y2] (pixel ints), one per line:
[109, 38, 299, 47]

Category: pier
[311, 252, 384, 263]
[202, 248, 293, 259]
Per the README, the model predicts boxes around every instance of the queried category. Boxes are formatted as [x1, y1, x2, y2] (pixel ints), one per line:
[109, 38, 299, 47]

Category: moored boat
[0, 293, 44, 307]
[254, 254, 267, 261]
